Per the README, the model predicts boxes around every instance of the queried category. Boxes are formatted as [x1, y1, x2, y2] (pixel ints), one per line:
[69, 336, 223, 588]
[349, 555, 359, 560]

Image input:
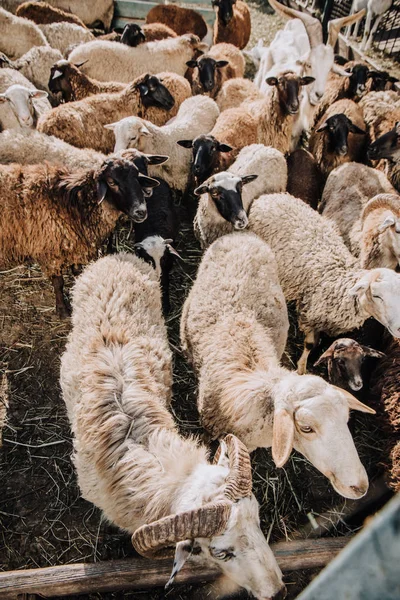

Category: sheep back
[0, 7, 48, 59]
[146, 4, 207, 39]
[16, 1, 88, 27]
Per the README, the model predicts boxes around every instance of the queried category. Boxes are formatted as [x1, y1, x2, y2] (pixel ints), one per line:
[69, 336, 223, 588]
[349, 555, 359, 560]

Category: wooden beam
[0, 538, 348, 599]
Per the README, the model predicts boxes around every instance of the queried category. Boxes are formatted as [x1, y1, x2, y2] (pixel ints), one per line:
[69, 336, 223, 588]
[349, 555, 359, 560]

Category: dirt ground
[0, 3, 396, 600]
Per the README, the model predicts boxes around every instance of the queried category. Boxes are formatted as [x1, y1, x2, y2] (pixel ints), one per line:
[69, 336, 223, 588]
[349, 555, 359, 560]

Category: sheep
[248, 192, 400, 373]
[191, 144, 287, 249]
[187, 43, 245, 98]
[16, 1, 88, 28]
[68, 35, 207, 84]
[38, 73, 191, 153]
[213, 0, 251, 50]
[60, 252, 286, 600]
[0, 7, 48, 60]
[146, 4, 207, 40]
[0, 153, 160, 317]
[216, 77, 263, 112]
[368, 122, 400, 192]
[0, 46, 63, 93]
[181, 71, 315, 176]
[309, 99, 367, 178]
[360, 90, 400, 144]
[320, 163, 400, 269]
[366, 69, 399, 92]
[48, 60, 126, 102]
[39, 22, 94, 55]
[180, 232, 375, 499]
[106, 96, 220, 192]
[0, 68, 50, 129]
[286, 149, 323, 210]
[101, 22, 177, 45]
[314, 338, 384, 392]
[43, 0, 114, 31]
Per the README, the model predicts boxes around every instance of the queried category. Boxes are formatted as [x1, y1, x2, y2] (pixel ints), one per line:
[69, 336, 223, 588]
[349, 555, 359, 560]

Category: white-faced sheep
[181, 232, 375, 499]
[187, 43, 245, 98]
[0, 68, 50, 129]
[48, 60, 126, 102]
[213, 0, 251, 49]
[60, 252, 286, 600]
[309, 99, 367, 178]
[68, 35, 207, 83]
[248, 192, 400, 373]
[320, 163, 400, 269]
[191, 144, 287, 248]
[215, 77, 263, 112]
[0, 153, 161, 316]
[16, 1, 88, 27]
[0, 46, 63, 94]
[39, 22, 94, 55]
[0, 7, 48, 60]
[314, 338, 384, 392]
[38, 73, 191, 153]
[146, 4, 208, 40]
[106, 96, 220, 192]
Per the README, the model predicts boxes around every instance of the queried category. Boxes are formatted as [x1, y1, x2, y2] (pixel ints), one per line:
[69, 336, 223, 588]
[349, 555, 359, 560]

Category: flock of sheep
[1, 0, 400, 598]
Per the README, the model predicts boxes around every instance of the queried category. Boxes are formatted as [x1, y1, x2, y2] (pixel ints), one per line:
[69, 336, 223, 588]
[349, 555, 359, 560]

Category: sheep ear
[186, 60, 198, 68]
[241, 174, 258, 185]
[217, 142, 233, 152]
[166, 243, 182, 259]
[378, 214, 396, 232]
[97, 180, 108, 204]
[300, 76, 315, 86]
[361, 346, 386, 359]
[144, 154, 169, 165]
[30, 90, 48, 99]
[104, 122, 117, 130]
[339, 388, 376, 414]
[138, 174, 160, 188]
[74, 59, 88, 68]
[165, 540, 194, 589]
[194, 184, 209, 196]
[139, 125, 151, 136]
[216, 60, 229, 68]
[266, 77, 278, 87]
[51, 69, 63, 80]
[314, 347, 334, 366]
[316, 122, 329, 133]
[177, 139, 193, 148]
[0, 93, 7, 104]
[348, 274, 371, 296]
[349, 122, 366, 135]
[272, 408, 294, 468]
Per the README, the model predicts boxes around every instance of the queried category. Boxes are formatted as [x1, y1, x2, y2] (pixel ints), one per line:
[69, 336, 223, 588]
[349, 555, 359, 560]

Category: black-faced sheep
[48, 60, 125, 102]
[187, 43, 245, 98]
[0, 46, 63, 94]
[213, 0, 251, 49]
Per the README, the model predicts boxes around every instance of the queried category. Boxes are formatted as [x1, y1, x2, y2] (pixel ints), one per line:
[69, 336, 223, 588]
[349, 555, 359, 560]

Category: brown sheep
[286, 149, 323, 210]
[49, 60, 126, 102]
[38, 72, 191, 153]
[213, 0, 251, 50]
[146, 4, 207, 40]
[216, 77, 263, 112]
[309, 99, 367, 178]
[187, 43, 245, 98]
[16, 1, 87, 28]
[0, 152, 162, 317]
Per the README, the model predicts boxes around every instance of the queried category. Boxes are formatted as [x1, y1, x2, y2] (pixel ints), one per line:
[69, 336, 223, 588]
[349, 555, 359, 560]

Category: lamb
[102, 22, 177, 45]
[191, 144, 287, 248]
[320, 163, 400, 269]
[0, 153, 160, 316]
[106, 96, 220, 192]
[215, 78, 263, 112]
[248, 192, 400, 373]
[39, 22, 94, 55]
[68, 35, 207, 83]
[187, 43, 245, 98]
[213, 0, 251, 50]
[38, 73, 191, 153]
[0, 7, 48, 60]
[314, 338, 384, 392]
[286, 149, 323, 210]
[0, 68, 50, 129]
[41, 0, 114, 31]
[16, 1, 88, 28]
[309, 99, 367, 178]
[180, 232, 374, 499]
[146, 4, 207, 40]
[60, 252, 286, 600]
[48, 60, 126, 102]
[0, 46, 63, 93]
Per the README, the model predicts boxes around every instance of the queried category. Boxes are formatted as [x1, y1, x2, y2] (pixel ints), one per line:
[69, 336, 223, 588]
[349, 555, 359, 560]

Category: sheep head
[266, 71, 315, 115]
[132, 434, 286, 600]
[186, 55, 229, 93]
[316, 113, 366, 156]
[120, 23, 146, 46]
[135, 74, 175, 110]
[177, 134, 233, 183]
[49, 59, 87, 103]
[0, 84, 47, 128]
[212, 0, 237, 27]
[368, 122, 400, 162]
[361, 194, 400, 270]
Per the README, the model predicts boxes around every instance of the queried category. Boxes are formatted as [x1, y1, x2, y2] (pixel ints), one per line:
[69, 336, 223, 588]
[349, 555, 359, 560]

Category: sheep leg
[51, 275, 70, 319]
[297, 330, 319, 375]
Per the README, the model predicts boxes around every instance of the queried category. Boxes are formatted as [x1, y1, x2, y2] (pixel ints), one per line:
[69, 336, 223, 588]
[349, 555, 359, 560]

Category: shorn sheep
[181, 232, 375, 499]
[321, 163, 400, 269]
[248, 193, 400, 373]
[48, 60, 125, 103]
[0, 153, 160, 316]
[38, 73, 191, 153]
[0, 68, 50, 129]
[0, 46, 63, 94]
[192, 144, 287, 248]
[146, 4, 207, 40]
[16, 1, 88, 28]
[0, 7, 48, 60]
[60, 253, 286, 600]
[187, 43, 245, 98]
[68, 35, 207, 83]
[106, 96, 220, 192]
[213, 0, 251, 49]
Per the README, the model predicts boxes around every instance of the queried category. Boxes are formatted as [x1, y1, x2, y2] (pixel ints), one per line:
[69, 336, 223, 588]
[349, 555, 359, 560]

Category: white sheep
[0, 68, 50, 129]
[181, 232, 375, 499]
[248, 192, 400, 373]
[1, 46, 63, 92]
[39, 22, 93, 56]
[60, 252, 285, 600]
[193, 144, 287, 248]
[105, 96, 220, 192]
[68, 35, 207, 83]
[0, 7, 48, 60]
[45, 0, 114, 31]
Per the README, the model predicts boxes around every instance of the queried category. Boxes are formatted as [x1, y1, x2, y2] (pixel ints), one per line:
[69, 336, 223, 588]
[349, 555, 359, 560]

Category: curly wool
[216, 78, 263, 112]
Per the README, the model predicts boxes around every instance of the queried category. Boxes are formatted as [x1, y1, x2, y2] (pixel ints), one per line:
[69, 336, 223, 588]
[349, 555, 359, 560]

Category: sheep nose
[272, 585, 287, 600]
[350, 483, 368, 497]
[350, 379, 363, 391]
[315, 91, 323, 100]
[132, 208, 147, 222]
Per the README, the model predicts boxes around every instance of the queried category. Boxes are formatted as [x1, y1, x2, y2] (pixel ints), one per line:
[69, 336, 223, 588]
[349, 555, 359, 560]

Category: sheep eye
[211, 189, 219, 197]
[300, 425, 314, 434]
[106, 177, 118, 188]
[212, 550, 235, 561]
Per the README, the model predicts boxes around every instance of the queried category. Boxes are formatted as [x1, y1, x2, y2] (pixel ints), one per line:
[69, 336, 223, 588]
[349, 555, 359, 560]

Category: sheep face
[266, 73, 315, 116]
[367, 70, 398, 92]
[194, 172, 258, 229]
[105, 116, 150, 153]
[186, 56, 229, 93]
[49, 60, 79, 103]
[177, 135, 232, 183]
[349, 268, 400, 338]
[316, 113, 366, 156]
[120, 23, 145, 46]
[368, 122, 400, 161]
[0, 84, 47, 128]
[136, 75, 175, 111]
[314, 338, 384, 391]
[345, 63, 369, 97]
[273, 374, 374, 499]
[213, 0, 236, 26]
